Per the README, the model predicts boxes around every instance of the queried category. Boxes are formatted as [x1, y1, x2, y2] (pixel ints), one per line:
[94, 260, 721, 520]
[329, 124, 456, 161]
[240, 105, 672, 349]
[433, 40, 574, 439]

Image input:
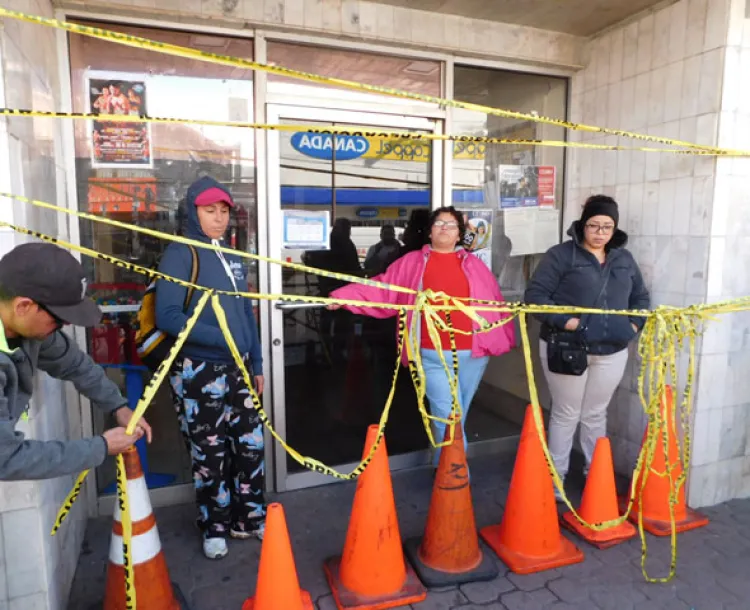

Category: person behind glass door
[311, 218, 362, 364]
[524, 195, 650, 500]
[364, 224, 401, 276]
[328, 206, 515, 467]
[399, 208, 431, 256]
[155, 176, 265, 560]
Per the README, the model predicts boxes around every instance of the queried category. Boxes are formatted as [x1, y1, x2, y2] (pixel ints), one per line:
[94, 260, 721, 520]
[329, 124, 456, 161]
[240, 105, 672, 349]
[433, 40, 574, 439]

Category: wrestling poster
[88, 75, 152, 169]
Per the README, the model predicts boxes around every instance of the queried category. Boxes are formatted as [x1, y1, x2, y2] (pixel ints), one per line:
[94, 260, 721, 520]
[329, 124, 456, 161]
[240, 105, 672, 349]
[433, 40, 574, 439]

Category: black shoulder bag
[546, 266, 611, 376]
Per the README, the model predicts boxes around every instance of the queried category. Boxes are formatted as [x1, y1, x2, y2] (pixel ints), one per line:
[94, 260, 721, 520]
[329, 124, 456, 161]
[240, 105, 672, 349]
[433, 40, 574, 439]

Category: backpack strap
[182, 245, 200, 313]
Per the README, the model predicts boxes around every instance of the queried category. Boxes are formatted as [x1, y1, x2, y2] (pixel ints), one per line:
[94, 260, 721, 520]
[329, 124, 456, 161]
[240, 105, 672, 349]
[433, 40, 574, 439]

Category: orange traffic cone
[104, 447, 180, 610]
[242, 503, 313, 610]
[562, 437, 637, 549]
[620, 385, 708, 536]
[480, 405, 584, 574]
[404, 419, 498, 586]
[324, 425, 427, 610]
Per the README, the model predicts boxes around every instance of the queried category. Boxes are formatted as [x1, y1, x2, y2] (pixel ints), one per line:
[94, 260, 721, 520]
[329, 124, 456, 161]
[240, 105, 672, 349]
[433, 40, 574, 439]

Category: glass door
[266, 105, 442, 490]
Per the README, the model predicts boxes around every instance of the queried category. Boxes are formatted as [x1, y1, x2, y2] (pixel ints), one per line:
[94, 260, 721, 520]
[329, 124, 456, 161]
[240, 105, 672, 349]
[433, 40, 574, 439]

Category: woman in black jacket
[525, 195, 650, 498]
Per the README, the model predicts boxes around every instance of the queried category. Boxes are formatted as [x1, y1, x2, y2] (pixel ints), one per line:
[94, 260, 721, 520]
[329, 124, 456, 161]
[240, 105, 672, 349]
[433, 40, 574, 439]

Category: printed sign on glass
[290, 132, 490, 164]
[460, 209, 493, 271]
[290, 133, 370, 161]
[497, 165, 556, 209]
[87, 178, 158, 213]
[88, 75, 152, 169]
[282, 210, 330, 250]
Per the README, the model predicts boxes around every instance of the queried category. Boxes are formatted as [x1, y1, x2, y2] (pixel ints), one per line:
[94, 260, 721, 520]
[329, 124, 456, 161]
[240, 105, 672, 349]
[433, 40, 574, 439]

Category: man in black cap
[0, 242, 152, 480]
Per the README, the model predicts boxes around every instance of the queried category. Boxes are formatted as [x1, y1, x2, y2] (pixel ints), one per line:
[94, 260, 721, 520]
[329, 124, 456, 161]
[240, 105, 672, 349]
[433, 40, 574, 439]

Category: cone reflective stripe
[324, 425, 426, 610]
[562, 437, 636, 549]
[621, 385, 709, 536]
[242, 503, 313, 610]
[404, 420, 497, 586]
[480, 405, 584, 575]
[104, 447, 179, 610]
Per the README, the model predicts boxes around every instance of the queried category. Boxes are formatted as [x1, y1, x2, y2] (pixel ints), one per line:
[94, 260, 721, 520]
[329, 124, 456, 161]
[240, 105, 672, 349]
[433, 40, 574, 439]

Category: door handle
[275, 300, 326, 310]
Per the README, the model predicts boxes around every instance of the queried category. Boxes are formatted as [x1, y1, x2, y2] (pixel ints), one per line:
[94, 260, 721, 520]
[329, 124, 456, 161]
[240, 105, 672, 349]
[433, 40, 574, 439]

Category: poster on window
[460, 209, 493, 271]
[497, 165, 556, 209]
[87, 74, 152, 169]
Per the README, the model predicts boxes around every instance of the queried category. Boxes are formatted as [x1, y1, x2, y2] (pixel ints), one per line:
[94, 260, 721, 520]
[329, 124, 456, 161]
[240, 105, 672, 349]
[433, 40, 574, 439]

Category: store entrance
[266, 104, 443, 491]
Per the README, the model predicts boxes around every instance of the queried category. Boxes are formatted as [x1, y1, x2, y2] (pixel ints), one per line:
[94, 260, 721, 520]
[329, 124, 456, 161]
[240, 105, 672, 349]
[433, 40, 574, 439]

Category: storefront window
[267, 41, 442, 122]
[452, 66, 567, 301]
[68, 22, 257, 494]
[451, 66, 568, 421]
[267, 41, 442, 97]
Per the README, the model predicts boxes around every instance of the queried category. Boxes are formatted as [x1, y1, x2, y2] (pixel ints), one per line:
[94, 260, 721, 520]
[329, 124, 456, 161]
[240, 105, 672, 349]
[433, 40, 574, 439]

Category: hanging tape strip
[0, 190, 663, 320]
[0, 8, 746, 156]
[115, 453, 135, 610]
[5, 212, 726, 584]
[0, 5, 734, 592]
[0, 107, 734, 155]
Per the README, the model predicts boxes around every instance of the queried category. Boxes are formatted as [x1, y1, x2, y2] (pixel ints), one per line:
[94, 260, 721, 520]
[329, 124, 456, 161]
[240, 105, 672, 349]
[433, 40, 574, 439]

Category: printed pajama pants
[169, 357, 266, 538]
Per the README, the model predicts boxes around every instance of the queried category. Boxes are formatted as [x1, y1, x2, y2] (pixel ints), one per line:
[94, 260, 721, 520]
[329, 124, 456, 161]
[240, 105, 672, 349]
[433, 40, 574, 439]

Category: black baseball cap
[0, 243, 102, 327]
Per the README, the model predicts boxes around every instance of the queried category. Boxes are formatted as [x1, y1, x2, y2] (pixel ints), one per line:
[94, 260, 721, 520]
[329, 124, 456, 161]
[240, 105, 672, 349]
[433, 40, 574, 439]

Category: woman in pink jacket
[330, 206, 515, 464]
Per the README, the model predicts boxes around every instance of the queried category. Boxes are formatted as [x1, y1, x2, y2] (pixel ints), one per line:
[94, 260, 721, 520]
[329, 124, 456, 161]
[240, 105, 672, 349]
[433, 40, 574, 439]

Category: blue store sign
[291, 132, 370, 161]
[356, 207, 379, 218]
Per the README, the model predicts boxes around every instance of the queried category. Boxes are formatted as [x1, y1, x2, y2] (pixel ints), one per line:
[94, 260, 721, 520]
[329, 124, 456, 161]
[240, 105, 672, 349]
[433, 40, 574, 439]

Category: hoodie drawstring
[212, 239, 239, 297]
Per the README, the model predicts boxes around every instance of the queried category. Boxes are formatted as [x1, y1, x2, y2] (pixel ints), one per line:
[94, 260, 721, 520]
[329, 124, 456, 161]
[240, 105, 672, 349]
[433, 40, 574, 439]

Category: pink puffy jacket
[330, 246, 516, 366]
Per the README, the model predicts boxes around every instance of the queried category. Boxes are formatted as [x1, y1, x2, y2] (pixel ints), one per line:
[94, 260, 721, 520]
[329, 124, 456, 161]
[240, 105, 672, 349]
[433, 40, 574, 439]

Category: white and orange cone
[104, 447, 180, 610]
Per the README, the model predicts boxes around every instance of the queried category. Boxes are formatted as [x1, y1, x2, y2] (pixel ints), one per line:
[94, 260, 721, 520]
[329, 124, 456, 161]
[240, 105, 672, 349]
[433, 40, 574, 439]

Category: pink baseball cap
[194, 186, 235, 208]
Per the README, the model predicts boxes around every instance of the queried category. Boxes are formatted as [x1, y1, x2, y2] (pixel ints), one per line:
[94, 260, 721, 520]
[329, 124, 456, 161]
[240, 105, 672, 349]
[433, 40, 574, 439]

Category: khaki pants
[539, 339, 629, 479]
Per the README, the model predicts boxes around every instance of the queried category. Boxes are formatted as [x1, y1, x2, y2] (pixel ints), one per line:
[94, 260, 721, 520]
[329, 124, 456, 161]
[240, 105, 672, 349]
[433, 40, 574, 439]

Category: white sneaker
[203, 537, 228, 560]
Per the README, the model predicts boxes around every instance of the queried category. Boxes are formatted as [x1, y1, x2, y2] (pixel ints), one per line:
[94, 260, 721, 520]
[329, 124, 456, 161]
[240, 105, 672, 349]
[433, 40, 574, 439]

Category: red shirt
[420, 252, 473, 350]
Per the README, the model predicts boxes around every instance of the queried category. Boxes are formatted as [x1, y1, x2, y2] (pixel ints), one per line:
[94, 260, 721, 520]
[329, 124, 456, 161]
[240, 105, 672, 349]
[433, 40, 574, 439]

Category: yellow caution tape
[125, 291, 212, 435]
[0, 8, 747, 156]
[0, 3, 743, 593]
[0, 107, 732, 156]
[10, 194, 738, 586]
[0, 192, 418, 300]
[0, 191, 664, 322]
[214, 293, 414, 478]
[50, 469, 89, 535]
[48, 287, 211, 544]
[115, 453, 135, 610]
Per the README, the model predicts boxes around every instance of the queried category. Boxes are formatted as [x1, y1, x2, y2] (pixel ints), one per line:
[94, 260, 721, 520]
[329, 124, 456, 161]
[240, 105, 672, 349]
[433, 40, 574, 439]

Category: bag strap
[579, 263, 612, 332]
[182, 245, 200, 313]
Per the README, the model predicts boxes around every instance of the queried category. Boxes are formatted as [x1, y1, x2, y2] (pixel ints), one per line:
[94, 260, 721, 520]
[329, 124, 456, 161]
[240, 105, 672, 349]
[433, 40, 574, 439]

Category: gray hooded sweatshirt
[0, 326, 127, 480]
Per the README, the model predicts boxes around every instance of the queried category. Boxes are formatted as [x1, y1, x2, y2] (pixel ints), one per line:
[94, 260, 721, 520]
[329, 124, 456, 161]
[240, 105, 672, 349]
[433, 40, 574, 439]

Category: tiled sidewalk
[69, 452, 750, 609]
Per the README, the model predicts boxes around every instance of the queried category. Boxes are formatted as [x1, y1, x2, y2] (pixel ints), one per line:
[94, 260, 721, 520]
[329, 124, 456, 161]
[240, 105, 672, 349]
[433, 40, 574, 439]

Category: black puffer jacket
[524, 221, 650, 355]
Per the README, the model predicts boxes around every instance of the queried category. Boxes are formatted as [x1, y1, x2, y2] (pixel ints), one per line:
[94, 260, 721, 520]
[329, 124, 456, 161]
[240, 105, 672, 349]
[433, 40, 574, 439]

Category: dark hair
[428, 206, 466, 242]
[0, 286, 16, 303]
[401, 209, 431, 253]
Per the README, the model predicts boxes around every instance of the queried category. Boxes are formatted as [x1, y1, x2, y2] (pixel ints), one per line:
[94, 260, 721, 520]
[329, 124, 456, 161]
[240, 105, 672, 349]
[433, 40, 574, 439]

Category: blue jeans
[421, 349, 490, 466]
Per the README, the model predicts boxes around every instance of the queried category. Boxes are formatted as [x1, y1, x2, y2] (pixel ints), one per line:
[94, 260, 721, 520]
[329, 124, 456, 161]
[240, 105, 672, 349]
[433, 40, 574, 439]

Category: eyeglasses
[38, 303, 64, 329]
[433, 220, 459, 230]
[585, 223, 615, 234]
